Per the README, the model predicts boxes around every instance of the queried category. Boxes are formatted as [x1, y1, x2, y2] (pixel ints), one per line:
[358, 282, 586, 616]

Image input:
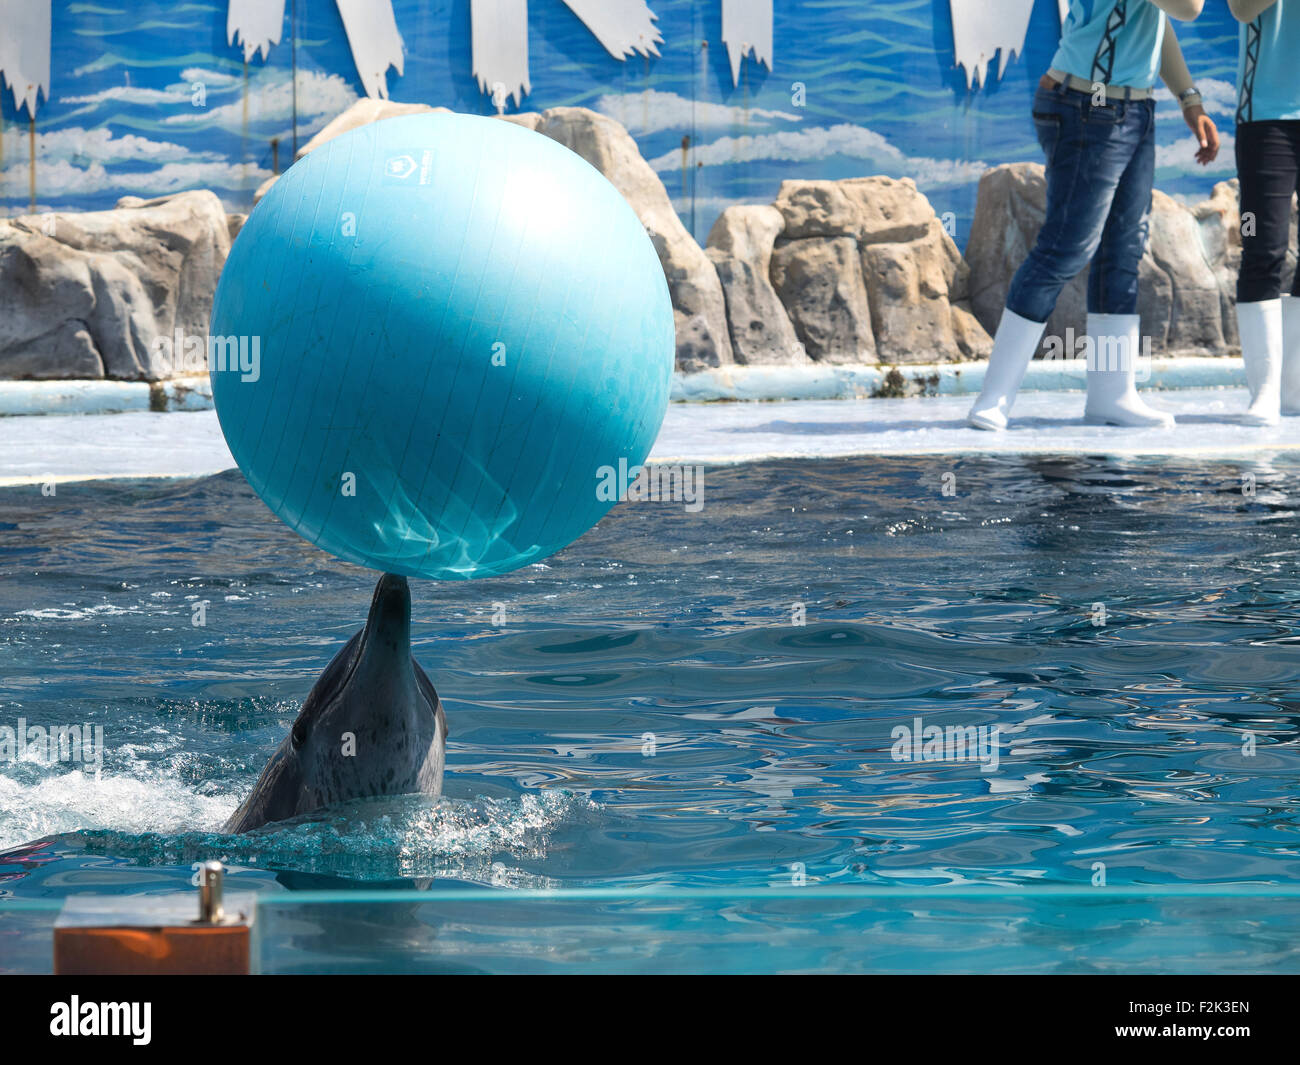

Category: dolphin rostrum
[225, 573, 447, 833]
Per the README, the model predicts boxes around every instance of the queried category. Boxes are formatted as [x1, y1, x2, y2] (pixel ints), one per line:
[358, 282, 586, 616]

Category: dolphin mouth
[313, 574, 414, 713]
[357, 573, 412, 659]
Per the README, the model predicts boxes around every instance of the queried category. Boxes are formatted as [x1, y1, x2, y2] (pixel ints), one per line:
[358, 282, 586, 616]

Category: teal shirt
[1052, 0, 1166, 89]
[1237, 1, 1300, 122]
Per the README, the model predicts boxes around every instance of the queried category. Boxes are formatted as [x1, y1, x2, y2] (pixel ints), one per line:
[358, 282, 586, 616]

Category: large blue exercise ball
[209, 111, 674, 579]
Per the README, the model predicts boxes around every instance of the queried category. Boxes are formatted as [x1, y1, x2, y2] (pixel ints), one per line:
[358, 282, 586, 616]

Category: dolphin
[224, 573, 447, 833]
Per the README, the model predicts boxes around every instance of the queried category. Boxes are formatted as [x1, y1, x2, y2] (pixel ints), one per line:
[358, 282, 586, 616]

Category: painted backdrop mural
[0, 0, 1242, 249]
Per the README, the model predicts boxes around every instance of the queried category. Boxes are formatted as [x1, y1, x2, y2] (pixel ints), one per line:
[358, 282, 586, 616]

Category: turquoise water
[2, 454, 1300, 972]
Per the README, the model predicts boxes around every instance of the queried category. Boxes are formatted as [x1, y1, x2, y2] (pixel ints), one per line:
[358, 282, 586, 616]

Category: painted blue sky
[0, 0, 1243, 248]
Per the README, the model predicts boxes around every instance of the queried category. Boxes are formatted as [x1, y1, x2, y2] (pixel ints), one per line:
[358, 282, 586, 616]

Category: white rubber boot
[1236, 298, 1283, 425]
[967, 308, 1047, 431]
[1083, 313, 1174, 428]
[1280, 296, 1300, 416]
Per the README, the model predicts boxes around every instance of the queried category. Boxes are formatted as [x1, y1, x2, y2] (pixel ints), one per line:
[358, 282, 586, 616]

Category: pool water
[2, 454, 1299, 972]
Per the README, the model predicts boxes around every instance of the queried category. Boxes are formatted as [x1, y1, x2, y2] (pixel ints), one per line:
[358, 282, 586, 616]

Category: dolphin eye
[291, 720, 309, 748]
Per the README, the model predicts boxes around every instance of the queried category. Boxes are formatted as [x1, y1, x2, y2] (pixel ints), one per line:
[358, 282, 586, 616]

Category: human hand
[1183, 105, 1219, 165]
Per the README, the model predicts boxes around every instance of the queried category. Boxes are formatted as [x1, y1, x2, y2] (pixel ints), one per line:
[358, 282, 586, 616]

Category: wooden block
[53, 892, 255, 975]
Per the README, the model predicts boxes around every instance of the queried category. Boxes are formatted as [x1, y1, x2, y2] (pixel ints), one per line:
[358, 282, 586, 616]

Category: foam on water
[12, 603, 148, 621]
[0, 762, 237, 850]
[1, 732, 595, 882]
[67, 791, 595, 883]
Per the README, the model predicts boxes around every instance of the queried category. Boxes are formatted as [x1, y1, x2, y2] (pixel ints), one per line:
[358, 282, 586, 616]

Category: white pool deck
[4, 386, 1299, 486]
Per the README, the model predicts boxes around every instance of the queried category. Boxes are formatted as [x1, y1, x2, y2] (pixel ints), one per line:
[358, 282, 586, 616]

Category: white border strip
[672, 357, 1247, 402]
[0, 358, 1248, 417]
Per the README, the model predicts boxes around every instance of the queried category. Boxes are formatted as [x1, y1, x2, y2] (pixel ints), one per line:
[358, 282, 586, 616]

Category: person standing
[968, 1, 1220, 431]
[1230, 0, 1300, 424]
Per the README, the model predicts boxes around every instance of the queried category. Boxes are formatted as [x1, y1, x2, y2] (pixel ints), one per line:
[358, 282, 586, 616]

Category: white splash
[721, 0, 773, 88]
[560, 0, 663, 61]
[0, 0, 51, 117]
[0, 766, 236, 850]
[335, 0, 405, 99]
[471, 0, 530, 109]
[226, 0, 286, 63]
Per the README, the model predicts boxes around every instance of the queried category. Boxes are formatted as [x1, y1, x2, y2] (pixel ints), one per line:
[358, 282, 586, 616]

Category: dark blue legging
[1236, 119, 1300, 304]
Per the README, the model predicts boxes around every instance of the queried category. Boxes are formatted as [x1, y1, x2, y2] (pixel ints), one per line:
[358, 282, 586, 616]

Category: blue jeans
[1006, 81, 1156, 324]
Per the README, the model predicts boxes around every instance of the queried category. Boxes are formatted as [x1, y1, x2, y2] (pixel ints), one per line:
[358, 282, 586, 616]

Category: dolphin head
[225, 574, 447, 833]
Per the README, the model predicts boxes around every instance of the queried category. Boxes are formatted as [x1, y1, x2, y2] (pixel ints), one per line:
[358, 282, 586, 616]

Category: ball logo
[382, 148, 434, 186]
[385, 154, 418, 180]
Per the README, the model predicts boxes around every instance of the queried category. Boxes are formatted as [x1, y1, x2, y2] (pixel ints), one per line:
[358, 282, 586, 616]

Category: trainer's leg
[1239, 297, 1284, 425]
[967, 309, 1048, 430]
[968, 85, 1132, 430]
[1238, 120, 1296, 420]
[1084, 99, 1173, 429]
[1275, 123, 1300, 414]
